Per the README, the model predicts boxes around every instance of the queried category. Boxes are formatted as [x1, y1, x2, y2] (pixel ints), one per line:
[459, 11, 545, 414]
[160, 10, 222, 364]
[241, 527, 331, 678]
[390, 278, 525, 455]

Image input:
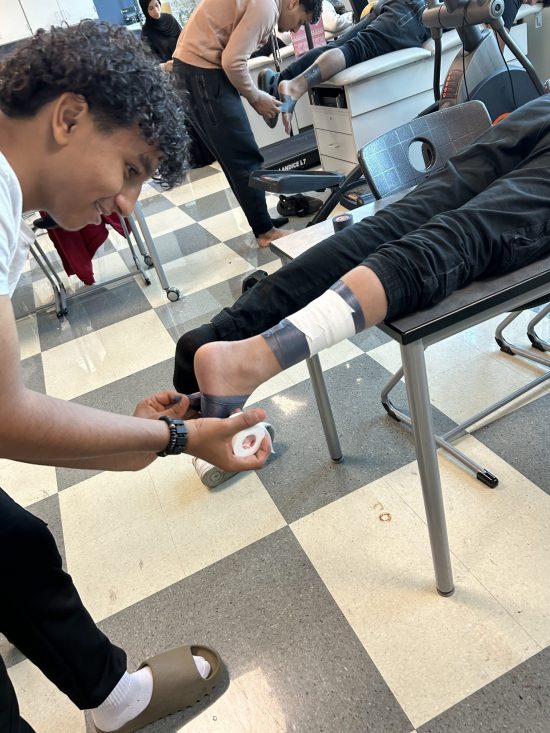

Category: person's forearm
[16, 451, 158, 471]
[0, 387, 170, 464]
[221, 52, 259, 102]
[221, 5, 275, 103]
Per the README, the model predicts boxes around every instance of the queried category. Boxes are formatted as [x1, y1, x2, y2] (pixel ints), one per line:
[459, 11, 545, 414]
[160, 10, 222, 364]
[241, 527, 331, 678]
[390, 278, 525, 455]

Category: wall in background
[92, 0, 140, 25]
[166, 0, 198, 26]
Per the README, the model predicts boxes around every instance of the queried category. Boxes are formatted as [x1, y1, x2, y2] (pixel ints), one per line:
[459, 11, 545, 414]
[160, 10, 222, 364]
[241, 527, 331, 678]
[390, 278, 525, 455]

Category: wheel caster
[144, 255, 153, 268]
[144, 277, 151, 286]
[167, 288, 180, 302]
[56, 311, 64, 319]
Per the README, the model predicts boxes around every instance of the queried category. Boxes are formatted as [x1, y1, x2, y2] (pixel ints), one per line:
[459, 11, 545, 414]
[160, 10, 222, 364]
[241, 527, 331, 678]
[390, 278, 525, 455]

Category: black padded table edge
[380, 254, 550, 345]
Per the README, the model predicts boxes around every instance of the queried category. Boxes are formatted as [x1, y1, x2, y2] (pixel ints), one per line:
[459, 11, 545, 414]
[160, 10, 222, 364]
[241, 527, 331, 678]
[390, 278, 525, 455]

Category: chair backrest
[358, 101, 492, 200]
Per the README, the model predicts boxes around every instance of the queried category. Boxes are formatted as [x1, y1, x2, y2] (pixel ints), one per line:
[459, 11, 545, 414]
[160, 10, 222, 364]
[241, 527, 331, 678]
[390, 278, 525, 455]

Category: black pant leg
[0, 489, 126, 711]
[209, 96, 550, 338]
[0, 656, 36, 733]
[174, 61, 273, 236]
[279, 17, 370, 81]
[339, 0, 430, 66]
[365, 148, 550, 318]
[278, 39, 347, 81]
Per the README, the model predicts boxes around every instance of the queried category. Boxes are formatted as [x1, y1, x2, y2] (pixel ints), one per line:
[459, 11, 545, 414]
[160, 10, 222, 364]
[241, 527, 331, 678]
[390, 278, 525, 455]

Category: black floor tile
[419, 647, 550, 733]
[180, 190, 239, 222]
[474, 392, 550, 495]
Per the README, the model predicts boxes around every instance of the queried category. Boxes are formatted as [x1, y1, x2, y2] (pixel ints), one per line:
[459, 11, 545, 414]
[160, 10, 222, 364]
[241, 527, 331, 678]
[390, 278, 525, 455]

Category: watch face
[157, 417, 187, 456]
[174, 420, 188, 452]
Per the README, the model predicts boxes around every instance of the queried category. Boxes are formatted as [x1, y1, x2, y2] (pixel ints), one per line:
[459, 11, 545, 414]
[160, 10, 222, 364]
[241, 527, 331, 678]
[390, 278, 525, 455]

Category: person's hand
[161, 60, 174, 72]
[185, 408, 271, 472]
[251, 91, 281, 119]
[133, 391, 198, 421]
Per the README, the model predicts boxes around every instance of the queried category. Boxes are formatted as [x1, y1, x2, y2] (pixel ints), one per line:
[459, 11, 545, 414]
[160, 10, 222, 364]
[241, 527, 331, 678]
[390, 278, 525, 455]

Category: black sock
[173, 323, 220, 393]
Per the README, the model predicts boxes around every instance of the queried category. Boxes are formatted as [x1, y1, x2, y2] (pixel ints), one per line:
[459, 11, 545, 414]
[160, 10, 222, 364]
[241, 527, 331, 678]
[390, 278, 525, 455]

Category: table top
[270, 191, 406, 262]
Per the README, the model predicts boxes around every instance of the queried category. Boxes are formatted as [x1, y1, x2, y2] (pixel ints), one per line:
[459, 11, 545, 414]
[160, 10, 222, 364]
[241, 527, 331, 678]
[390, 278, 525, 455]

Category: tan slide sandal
[94, 644, 223, 733]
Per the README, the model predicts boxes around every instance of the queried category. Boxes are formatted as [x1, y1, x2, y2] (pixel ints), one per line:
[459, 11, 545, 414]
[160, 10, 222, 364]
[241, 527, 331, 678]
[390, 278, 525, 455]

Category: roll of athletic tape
[231, 424, 267, 457]
[332, 213, 353, 232]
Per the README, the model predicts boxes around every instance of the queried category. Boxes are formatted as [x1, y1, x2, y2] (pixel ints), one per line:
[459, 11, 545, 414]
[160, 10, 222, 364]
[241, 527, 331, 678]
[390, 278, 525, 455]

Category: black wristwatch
[157, 416, 188, 456]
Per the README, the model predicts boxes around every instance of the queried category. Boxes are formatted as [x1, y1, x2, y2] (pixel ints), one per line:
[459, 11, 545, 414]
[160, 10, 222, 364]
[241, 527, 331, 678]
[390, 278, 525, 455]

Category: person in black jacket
[139, 0, 182, 71]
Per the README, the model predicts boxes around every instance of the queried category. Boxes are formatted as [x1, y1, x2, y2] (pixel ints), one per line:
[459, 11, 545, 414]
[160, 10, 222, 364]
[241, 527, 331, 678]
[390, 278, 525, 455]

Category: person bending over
[0, 22, 271, 733]
[171, 0, 323, 247]
[174, 95, 550, 401]
[259, 0, 528, 134]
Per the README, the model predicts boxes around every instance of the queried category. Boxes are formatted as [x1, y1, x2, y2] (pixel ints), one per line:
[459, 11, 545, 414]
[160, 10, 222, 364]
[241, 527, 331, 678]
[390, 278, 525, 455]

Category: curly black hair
[0, 21, 188, 188]
[302, 0, 324, 24]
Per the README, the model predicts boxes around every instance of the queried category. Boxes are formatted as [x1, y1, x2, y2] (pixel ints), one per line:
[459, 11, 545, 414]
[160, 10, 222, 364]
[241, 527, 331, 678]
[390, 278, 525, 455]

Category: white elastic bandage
[286, 288, 357, 355]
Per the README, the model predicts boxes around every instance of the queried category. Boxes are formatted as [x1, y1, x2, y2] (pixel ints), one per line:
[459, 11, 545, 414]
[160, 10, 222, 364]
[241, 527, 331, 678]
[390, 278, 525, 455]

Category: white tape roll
[231, 425, 267, 457]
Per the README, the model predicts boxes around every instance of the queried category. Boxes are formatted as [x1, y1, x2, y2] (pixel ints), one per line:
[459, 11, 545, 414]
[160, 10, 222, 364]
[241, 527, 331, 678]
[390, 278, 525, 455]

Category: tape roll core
[232, 425, 267, 457]
[332, 213, 353, 232]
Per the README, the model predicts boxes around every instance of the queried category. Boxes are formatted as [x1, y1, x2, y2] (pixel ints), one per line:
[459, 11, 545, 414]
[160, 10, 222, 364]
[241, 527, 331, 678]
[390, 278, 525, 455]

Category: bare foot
[194, 340, 281, 411]
[256, 227, 295, 248]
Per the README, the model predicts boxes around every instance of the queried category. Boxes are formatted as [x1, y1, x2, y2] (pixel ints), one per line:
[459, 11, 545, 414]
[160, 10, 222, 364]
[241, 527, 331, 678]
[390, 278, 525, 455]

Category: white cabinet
[9, 0, 98, 38]
[21, 0, 63, 31]
[56, 0, 98, 26]
[1, 4, 32, 45]
[1, 0, 98, 50]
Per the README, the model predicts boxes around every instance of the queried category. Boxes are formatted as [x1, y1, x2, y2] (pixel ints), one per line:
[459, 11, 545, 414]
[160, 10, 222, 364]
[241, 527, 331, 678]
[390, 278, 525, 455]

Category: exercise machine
[424, 0, 545, 118]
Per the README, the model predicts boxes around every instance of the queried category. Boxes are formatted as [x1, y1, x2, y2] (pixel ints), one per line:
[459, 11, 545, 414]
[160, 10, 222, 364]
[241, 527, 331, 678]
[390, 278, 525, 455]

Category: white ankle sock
[91, 655, 210, 732]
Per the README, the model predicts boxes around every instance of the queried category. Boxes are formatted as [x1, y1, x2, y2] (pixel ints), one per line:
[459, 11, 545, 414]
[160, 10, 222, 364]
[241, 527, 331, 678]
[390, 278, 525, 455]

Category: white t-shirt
[0, 151, 30, 297]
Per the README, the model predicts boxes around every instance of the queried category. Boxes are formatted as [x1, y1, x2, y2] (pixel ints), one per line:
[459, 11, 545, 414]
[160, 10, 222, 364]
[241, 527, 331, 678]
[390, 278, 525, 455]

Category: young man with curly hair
[172, 0, 323, 247]
[0, 21, 270, 733]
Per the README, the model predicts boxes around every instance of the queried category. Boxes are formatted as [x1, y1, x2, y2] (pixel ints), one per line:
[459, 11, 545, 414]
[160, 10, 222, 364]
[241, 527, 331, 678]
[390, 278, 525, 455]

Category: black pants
[280, 0, 430, 82]
[173, 96, 550, 391]
[173, 59, 273, 237]
[0, 489, 126, 732]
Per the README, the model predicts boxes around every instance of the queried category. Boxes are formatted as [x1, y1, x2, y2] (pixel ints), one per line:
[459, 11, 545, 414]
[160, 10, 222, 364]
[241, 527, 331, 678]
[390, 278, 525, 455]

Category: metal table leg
[132, 202, 181, 302]
[118, 216, 151, 286]
[400, 340, 454, 596]
[30, 242, 68, 317]
[306, 354, 343, 462]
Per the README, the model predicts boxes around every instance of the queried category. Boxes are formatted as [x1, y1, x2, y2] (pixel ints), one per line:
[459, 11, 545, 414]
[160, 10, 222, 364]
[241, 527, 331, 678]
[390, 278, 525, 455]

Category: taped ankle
[262, 280, 365, 369]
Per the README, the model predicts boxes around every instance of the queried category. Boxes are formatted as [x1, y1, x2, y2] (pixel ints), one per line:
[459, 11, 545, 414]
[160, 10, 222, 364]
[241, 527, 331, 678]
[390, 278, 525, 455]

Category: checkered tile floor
[4, 163, 550, 732]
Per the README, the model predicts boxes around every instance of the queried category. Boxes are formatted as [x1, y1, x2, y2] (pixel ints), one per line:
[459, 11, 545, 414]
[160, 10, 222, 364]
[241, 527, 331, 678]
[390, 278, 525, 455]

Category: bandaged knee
[262, 280, 365, 369]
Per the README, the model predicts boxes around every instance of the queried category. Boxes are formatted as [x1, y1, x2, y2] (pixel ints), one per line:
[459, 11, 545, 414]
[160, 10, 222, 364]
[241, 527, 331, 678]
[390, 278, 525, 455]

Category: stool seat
[249, 169, 345, 193]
